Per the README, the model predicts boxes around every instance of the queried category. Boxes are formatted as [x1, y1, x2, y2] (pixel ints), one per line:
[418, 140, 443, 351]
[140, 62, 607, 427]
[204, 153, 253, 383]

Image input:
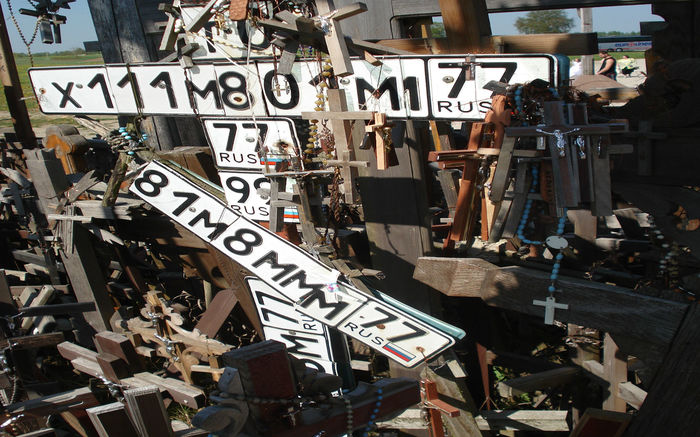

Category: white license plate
[203, 118, 300, 170]
[30, 55, 559, 120]
[219, 170, 271, 221]
[428, 55, 555, 119]
[130, 160, 457, 367]
[247, 277, 337, 374]
[248, 277, 327, 336]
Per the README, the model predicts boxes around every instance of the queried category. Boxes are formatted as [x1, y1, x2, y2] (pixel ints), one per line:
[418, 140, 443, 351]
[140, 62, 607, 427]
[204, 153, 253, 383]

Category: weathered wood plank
[60, 223, 114, 334]
[496, 367, 579, 397]
[475, 410, 569, 432]
[124, 386, 174, 437]
[623, 303, 700, 437]
[413, 258, 498, 297]
[87, 402, 139, 437]
[414, 257, 688, 366]
[122, 372, 206, 408]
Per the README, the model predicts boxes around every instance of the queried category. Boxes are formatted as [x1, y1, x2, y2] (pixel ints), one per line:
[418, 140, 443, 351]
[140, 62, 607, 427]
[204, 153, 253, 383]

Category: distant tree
[515, 10, 574, 34]
[598, 31, 639, 37]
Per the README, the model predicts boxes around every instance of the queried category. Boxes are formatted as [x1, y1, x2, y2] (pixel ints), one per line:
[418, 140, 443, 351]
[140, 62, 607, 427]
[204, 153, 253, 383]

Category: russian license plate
[203, 118, 300, 170]
[130, 160, 457, 367]
[30, 55, 558, 120]
[247, 277, 337, 374]
[427, 54, 556, 119]
[219, 170, 271, 221]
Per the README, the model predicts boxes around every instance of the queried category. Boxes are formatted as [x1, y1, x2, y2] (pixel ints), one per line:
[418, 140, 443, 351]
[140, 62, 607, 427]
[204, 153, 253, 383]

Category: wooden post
[438, 0, 492, 53]
[124, 386, 174, 437]
[0, 4, 36, 146]
[602, 333, 627, 412]
[86, 0, 209, 150]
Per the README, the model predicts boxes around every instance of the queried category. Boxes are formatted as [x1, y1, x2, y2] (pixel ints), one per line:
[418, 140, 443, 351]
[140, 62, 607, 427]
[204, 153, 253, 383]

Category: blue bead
[548, 285, 556, 292]
[376, 402, 381, 407]
[378, 395, 383, 400]
[556, 253, 564, 260]
[377, 388, 383, 393]
[127, 151, 134, 156]
[370, 414, 376, 420]
[374, 408, 379, 413]
[550, 273, 557, 281]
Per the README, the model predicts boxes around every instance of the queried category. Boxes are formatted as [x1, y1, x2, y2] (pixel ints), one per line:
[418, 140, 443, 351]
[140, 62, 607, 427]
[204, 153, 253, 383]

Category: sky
[2, 2, 661, 54]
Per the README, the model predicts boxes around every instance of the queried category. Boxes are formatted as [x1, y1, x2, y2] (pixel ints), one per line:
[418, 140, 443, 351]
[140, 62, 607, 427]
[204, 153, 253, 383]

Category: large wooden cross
[505, 101, 614, 216]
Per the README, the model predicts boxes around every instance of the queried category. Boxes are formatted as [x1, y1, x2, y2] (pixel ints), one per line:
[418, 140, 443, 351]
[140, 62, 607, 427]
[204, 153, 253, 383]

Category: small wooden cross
[302, 89, 371, 203]
[532, 295, 569, 325]
[364, 112, 395, 170]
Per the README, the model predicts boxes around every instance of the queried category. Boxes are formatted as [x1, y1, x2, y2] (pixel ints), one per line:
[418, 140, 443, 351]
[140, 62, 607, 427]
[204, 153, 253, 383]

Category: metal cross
[532, 296, 569, 325]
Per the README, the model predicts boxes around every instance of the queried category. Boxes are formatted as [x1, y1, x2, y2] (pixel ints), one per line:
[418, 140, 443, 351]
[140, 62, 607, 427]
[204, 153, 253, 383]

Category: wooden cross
[429, 123, 489, 253]
[192, 340, 420, 437]
[364, 112, 395, 170]
[421, 379, 461, 437]
[532, 295, 569, 325]
[260, 3, 411, 69]
[302, 89, 371, 204]
[506, 101, 613, 216]
[304, 0, 367, 77]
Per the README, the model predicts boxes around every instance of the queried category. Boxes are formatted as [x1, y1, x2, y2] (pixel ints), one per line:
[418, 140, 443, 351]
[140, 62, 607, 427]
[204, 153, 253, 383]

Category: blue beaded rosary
[117, 126, 148, 155]
[516, 163, 568, 310]
[343, 386, 383, 437]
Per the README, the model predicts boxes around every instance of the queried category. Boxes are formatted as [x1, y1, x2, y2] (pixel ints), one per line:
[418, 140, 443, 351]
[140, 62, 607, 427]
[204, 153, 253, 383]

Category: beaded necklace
[516, 162, 569, 322]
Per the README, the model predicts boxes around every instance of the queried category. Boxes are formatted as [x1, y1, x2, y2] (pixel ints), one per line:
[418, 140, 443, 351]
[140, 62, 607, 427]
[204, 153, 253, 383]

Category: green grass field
[1, 52, 106, 129]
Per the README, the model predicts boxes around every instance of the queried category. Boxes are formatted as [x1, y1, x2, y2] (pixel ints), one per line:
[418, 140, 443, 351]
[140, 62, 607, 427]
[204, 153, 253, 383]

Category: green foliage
[598, 31, 640, 37]
[431, 23, 446, 38]
[515, 10, 574, 34]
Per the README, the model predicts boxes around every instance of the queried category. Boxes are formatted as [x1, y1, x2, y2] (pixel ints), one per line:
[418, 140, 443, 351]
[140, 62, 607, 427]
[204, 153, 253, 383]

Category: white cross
[533, 296, 569, 325]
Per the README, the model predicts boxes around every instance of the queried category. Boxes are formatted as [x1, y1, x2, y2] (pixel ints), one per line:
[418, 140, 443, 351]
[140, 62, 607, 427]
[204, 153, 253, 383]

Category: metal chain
[5, 0, 42, 66]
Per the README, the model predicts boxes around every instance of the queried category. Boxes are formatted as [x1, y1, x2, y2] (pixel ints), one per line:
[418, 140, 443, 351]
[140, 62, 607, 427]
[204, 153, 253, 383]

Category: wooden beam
[414, 257, 688, 365]
[623, 303, 700, 437]
[7, 387, 99, 417]
[496, 367, 579, 397]
[376, 32, 598, 55]
[122, 372, 206, 408]
[0, 4, 37, 146]
[617, 382, 646, 410]
[475, 410, 569, 432]
[60, 223, 114, 334]
[572, 409, 631, 437]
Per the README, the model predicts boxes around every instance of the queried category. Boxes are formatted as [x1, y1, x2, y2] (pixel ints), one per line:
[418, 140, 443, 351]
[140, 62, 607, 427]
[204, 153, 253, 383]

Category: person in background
[597, 50, 617, 80]
[569, 57, 583, 79]
[619, 54, 638, 77]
